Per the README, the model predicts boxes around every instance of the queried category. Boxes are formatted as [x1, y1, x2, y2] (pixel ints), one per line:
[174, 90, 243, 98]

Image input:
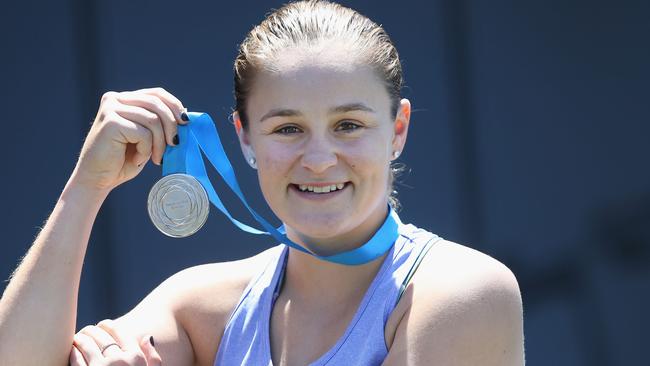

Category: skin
[0, 44, 524, 366]
[235, 50, 412, 365]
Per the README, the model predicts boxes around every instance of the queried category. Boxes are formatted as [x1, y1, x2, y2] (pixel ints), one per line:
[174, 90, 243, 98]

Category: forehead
[246, 46, 392, 120]
[269, 40, 362, 72]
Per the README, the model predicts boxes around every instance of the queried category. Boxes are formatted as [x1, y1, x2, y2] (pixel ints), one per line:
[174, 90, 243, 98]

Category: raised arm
[0, 88, 186, 366]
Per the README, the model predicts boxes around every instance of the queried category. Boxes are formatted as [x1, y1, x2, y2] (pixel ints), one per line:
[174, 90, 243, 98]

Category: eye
[274, 125, 302, 135]
[335, 121, 362, 132]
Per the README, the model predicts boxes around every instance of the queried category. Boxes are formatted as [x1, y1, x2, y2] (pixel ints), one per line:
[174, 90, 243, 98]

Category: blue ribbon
[161, 112, 398, 265]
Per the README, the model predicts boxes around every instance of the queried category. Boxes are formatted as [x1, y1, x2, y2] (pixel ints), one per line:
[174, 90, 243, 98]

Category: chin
[285, 209, 353, 239]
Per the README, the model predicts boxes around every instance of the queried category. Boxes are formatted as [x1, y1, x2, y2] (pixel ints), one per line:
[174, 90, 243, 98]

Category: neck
[286, 202, 390, 257]
[281, 247, 388, 306]
[280, 204, 391, 304]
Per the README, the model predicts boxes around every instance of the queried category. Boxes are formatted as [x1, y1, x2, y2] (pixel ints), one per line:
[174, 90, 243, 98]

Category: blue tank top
[214, 215, 442, 365]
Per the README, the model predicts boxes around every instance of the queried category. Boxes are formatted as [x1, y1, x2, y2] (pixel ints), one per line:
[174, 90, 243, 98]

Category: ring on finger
[100, 342, 120, 354]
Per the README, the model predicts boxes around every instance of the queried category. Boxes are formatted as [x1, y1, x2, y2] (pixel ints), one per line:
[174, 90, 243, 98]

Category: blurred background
[1, 0, 648, 364]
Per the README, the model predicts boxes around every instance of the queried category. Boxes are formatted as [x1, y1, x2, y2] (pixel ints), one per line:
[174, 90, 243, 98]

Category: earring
[248, 156, 257, 169]
[392, 150, 401, 159]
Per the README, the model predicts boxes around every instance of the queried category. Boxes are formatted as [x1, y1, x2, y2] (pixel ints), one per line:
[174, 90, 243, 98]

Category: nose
[301, 136, 338, 174]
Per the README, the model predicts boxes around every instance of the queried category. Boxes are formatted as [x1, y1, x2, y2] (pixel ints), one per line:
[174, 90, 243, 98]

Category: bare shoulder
[384, 240, 525, 366]
[170, 247, 279, 365]
[413, 239, 521, 295]
[114, 247, 277, 366]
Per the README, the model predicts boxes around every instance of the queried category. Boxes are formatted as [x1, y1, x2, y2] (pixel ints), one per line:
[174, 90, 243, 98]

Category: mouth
[289, 182, 351, 197]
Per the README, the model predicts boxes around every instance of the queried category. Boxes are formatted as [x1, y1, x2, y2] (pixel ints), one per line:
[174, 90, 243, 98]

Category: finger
[140, 335, 162, 366]
[69, 345, 88, 366]
[73, 332, 103, 365]
[116, 91, 180, 146]
[105, 113, 154, 167]
[114, 100, 170, 156]
[79, 325, 123, 358]
[112, 105, 162, 164]
[139, 87, 188, 124]
[96, 319, 142, 354]
[125, 143, 149, 172]
[122, 121, 153, 167]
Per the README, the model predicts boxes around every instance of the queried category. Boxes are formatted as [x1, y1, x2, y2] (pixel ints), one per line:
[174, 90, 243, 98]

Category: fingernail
[149, 336, 155, 347]
[180, 111, 189, 122]
[173, 134, 179, 145]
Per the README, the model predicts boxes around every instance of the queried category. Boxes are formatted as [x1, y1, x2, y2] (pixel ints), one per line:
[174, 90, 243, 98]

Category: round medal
[147, 173, 209, 238]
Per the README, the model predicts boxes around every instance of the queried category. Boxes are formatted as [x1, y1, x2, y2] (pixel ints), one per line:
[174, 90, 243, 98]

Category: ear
[233, 111, 255, 162]
[391, 99, 411, 159]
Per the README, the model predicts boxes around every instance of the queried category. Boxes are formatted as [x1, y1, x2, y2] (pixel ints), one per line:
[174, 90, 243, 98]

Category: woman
[0, 1, 524, 365]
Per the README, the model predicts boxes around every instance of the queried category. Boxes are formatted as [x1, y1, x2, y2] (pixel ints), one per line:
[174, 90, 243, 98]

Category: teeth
[297, 183, 346, 193]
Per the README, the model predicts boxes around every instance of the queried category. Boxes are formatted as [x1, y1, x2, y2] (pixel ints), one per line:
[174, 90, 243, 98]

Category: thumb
[140, 335, 162, 366]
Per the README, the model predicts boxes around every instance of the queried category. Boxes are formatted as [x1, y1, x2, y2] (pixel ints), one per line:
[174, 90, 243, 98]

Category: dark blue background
[1, 1, 648, 364]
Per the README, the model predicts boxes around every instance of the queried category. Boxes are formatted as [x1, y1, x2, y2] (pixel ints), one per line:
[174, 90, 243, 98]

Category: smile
[291, 182, 350, 194]
[298, 183, 345, 193]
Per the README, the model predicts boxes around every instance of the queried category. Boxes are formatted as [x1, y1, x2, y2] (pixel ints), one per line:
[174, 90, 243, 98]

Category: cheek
[344, 138, 391, 181]
[260, 142, 297, 168]
[255, 142, 297, 187]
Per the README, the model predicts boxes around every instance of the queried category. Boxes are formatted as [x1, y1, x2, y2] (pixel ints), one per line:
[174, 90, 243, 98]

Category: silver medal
[147, 173, 209, 238]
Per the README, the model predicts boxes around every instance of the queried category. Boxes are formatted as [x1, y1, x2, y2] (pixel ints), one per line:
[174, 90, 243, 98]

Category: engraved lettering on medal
[162, 190, 192, 220]
[148, 174, 209, 238]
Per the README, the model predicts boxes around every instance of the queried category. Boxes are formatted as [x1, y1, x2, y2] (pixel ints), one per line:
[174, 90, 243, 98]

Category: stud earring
[392, 150, 401, 159]
[248, 156, 257, 169]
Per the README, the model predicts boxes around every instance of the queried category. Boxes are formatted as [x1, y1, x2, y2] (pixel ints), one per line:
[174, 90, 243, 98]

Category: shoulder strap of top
[396, 235, 443, 303]
[221, 245, 286, 329]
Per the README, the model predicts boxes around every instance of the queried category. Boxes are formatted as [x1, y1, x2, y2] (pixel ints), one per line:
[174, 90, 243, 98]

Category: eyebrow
[259, 103, 376, 122]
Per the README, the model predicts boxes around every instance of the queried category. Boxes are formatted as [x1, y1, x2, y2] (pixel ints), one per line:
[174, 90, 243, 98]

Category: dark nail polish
[149, 336, 155, 347]
[160, 157, 164, 165]
[180, 111, 189, 121]
[173, 134, 179, 145]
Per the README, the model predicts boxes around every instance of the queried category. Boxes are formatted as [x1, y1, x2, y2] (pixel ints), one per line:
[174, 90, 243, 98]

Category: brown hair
[233, 0, 405, 209]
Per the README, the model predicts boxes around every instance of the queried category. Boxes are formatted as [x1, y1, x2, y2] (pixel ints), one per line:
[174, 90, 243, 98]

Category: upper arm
[108, 267, 201, 366]
[384, 244, 525, 366]
[92, 253, 270, 366]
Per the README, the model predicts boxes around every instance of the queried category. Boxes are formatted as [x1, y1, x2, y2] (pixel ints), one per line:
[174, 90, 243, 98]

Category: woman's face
[236, 47, 410, 250]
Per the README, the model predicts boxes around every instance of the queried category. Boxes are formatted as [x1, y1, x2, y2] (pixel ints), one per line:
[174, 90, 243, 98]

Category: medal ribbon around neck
[160, 111, 399, 265]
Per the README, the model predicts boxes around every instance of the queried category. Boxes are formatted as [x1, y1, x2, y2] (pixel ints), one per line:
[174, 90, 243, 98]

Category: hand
[69, 319, 162, 366]
[70, 87, 187, 194]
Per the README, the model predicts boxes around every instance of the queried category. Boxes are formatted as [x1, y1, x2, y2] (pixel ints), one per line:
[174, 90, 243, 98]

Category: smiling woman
[0, 1, 524, 366]
[237, 62, 403, 253]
